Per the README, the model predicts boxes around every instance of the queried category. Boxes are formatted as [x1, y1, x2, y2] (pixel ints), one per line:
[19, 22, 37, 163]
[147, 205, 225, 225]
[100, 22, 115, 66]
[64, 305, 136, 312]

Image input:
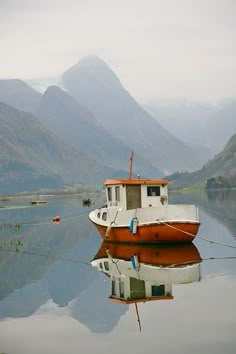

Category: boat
[91, 241, 202, 305]
[31, 200, 47, 205]
[89, 153, 200, 244]
[82, 198, 92, 206]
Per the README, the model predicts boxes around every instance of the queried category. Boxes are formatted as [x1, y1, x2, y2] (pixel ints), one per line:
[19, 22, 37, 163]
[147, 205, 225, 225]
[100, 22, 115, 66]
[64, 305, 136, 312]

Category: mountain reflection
[91, 242, 202, 304]
[169, 189, 236, 238]
[1, 193, 235, 338]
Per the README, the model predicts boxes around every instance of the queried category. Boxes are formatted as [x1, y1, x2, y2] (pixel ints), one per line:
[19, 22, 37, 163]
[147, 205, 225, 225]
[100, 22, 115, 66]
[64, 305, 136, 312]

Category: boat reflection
[91, 242, 202, 304]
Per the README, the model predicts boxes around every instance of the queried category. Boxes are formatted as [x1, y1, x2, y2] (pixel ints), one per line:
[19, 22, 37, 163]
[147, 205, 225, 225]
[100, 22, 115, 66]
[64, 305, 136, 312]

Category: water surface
[0, 190, 236, 354]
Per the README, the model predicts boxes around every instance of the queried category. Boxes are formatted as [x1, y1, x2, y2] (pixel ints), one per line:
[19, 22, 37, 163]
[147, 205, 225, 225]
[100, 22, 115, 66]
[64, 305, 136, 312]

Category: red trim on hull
[93, 222, 200, 243]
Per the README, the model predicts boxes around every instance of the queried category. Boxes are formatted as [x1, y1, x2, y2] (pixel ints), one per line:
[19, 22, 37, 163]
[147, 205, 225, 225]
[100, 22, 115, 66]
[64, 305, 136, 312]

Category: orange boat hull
[93, 221, 200, 244]
[93, 241, 201, 266]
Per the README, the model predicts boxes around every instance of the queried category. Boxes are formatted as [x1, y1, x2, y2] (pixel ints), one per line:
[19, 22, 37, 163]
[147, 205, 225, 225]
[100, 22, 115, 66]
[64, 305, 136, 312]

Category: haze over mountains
[147, 100, 236, 157]
[62, 56, 203, 174]
[167, 134, 236, 189]
[0, 79, 42, 114]
[0, 55, 235, 193]
[37, 85, 159, 176]
[0, 102, 113, 193]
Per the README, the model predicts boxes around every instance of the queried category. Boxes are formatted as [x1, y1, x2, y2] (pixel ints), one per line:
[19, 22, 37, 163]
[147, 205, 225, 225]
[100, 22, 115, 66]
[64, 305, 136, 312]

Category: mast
[135, 303, 142, 332]
[128, 150, 134, 180]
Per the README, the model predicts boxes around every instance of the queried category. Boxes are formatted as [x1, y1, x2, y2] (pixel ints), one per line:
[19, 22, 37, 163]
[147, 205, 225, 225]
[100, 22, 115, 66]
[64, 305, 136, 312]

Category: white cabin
[104, 179, 169, 210]
[109, 276, 173, 303]
[91, 257, 201, 304]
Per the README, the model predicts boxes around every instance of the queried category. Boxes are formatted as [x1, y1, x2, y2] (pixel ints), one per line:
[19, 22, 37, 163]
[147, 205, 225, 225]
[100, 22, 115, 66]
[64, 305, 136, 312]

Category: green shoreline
[0, 184, 103, 200]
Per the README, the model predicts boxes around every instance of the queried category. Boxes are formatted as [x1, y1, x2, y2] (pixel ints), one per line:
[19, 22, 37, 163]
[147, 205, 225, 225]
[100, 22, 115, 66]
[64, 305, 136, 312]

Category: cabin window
[102, 212, 107, 221]
[104, 261, 109, 271]
[115, 186, 120, 202]
[107, 187, 112, 202]
[97, 212, 101, 218]
[112, 280, 116, 295]
[147, 186, 160, 197]
[99, 262, 103, 270]
[151, 285, 165, 296]
[119, 281, 125, 298]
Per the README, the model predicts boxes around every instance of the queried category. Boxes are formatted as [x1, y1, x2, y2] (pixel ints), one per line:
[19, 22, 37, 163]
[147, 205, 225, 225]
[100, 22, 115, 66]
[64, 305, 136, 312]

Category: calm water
[0, 190, 236, 354]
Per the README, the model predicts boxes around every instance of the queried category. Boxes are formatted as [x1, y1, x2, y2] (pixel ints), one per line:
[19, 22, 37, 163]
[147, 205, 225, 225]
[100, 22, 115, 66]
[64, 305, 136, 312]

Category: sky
[0, 0, 235, 103]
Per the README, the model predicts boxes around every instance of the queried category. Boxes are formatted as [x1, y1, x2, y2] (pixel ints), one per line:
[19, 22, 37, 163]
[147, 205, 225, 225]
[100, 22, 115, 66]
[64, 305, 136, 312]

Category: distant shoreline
[1, 186, 235, 201]
[0, 189, 102, 200]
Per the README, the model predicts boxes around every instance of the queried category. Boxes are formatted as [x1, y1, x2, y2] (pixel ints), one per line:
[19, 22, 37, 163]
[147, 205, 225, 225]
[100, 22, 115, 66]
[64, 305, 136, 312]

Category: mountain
[70, 276, 127, 333]
[145, 101, 214, 161]
[61, 56, 202, 174]
[0, 79, 42, 113]
[0, 102, 113, 193]
[147, 99, 236, 157]
[207, 100, 236, 152]
[37, 86, 160, 176]
[167, 134, 236, 189]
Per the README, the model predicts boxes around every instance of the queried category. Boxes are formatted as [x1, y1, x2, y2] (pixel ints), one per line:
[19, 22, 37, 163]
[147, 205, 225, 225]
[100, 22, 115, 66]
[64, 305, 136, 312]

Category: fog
[0, 0, 235, 103]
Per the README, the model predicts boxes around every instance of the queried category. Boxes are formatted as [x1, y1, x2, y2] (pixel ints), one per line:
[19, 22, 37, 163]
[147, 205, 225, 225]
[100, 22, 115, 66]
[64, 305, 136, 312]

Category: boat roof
[109, 296, 173, 304]
[104, 179, 168, 186]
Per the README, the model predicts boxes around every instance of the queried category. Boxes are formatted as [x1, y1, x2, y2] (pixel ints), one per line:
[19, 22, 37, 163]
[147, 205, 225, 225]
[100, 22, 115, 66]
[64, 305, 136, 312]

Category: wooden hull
[92, 221, 200, 244]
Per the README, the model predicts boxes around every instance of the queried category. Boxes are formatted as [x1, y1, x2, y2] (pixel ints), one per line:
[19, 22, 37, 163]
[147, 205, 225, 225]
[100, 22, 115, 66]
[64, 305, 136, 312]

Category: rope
[157, 256, 236, 268]
[157, 220, 196, 238]
[158, 220, 236, 249]
[203, 256, 236, 261]
[1, 212, 235, 250]
[203, 273, 236, 280]
[1, 246, 236, 281]
[0, 212, 89, 229]
[105, 210, 119, 238]
[0, 247, 91, 266]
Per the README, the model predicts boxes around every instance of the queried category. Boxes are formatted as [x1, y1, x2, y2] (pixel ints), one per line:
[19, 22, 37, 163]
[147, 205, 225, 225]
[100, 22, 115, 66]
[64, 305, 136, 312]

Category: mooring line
[159, 220, 236, 249]
[0, 212, 89, 229]
[0, 247, 91, 266]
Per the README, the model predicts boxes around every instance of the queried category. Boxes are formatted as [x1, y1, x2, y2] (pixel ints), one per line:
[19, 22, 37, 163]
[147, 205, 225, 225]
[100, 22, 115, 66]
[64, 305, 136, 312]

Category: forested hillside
[0, 103, 113, 193]
[167, 134, 236, 189]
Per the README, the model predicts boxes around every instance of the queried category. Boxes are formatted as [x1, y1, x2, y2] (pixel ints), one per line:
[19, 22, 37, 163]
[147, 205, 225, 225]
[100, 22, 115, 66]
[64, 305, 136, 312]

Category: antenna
[128, 150, 134, 180]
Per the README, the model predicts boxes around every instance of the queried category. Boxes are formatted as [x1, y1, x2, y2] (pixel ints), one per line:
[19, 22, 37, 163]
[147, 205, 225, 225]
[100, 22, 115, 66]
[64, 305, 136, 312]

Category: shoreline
[0, 189, 102, 200]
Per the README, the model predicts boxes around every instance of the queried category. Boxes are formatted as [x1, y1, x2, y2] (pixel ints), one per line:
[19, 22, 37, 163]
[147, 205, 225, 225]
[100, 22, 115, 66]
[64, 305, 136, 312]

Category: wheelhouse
[109, 276, 173, 304]
[104, 179, 169, 210]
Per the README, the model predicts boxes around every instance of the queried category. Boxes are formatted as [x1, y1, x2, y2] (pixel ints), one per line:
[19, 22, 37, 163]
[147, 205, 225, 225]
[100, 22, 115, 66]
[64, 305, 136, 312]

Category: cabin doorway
[130, 278, 145, 300]
[126, 185, 141, 210]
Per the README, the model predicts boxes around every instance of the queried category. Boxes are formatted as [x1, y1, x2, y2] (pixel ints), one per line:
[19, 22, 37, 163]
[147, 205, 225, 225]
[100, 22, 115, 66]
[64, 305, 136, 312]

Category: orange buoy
[53, 216, 61, 224]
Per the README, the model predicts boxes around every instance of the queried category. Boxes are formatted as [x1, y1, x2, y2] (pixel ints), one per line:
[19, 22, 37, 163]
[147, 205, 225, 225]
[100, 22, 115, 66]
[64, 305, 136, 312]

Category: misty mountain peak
[42, 85, 73, 108]
[62, 56, 123, 93]
[44, 85, 62, 95]
[76, 56, 109, 69]
[61, 56, 206, 173]
[40, 85, 93, 121]
[0, 78, 42, 113]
